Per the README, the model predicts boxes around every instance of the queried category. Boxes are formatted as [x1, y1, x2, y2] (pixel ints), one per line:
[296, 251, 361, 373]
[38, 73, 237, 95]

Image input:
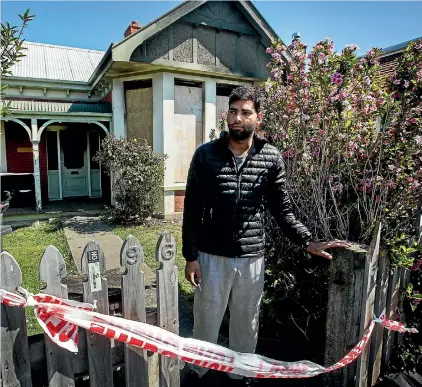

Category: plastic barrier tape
[0, 288, 418, 379]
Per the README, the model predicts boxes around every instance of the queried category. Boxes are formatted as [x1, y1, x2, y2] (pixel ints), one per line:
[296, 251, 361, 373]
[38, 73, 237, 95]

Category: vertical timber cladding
[124, 79, 153, 146]
[174, 79, 203, 183]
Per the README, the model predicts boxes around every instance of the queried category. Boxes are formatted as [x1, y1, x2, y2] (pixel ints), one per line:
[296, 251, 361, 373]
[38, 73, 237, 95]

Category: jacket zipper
[232, 155, 240, 241]
[231, 149, 254, 240]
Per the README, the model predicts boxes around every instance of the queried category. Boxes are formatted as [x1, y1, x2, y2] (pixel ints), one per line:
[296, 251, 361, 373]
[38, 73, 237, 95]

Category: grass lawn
[1, 221, 77, 335]
[113, 222, 194, 300]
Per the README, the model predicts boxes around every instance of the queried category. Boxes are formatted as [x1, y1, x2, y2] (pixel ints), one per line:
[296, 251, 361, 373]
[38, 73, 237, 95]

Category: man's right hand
[185, 260, 201, 288]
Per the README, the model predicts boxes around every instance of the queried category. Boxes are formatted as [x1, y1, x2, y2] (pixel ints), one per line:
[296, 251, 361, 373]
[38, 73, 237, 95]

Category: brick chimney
[124, 21, 141, 38]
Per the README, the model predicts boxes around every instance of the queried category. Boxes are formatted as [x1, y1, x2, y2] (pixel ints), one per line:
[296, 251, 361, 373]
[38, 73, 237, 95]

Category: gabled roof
[111, 0, 285, 62]
[8, 42, 106, 82]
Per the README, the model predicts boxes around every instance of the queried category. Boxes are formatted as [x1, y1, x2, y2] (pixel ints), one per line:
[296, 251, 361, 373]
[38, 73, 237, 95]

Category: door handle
[71, 171, 79, 175]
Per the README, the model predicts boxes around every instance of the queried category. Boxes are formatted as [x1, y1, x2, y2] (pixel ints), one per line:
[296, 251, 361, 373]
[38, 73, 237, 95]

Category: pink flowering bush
[260, 38, 422, 364]
[262, 38, 422, 244]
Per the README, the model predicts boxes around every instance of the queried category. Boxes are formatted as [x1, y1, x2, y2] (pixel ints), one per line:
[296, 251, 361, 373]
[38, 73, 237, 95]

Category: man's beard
[228, 124, 255, 141]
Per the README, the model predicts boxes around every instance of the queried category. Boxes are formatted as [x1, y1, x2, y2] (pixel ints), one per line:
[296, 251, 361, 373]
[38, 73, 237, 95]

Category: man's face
[227, 99, 262, 141]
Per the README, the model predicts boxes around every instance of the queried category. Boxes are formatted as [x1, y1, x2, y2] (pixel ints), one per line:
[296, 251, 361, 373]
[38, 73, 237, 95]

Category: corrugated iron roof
[9, 42, 105, 82]
[7, 99, 112, 114]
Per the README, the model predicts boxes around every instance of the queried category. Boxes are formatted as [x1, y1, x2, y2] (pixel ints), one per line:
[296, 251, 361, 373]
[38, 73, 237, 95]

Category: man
[182, 86, 348, 381]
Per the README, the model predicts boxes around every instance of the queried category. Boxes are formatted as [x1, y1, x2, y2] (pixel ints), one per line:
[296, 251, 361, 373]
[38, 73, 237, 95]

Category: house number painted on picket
[87, 250, 102, 292]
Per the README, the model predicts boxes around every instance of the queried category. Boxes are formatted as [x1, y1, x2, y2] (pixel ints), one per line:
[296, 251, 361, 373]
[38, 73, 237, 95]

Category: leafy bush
[384, 232, 421, 374]
[94, 136, 166, 223]
[387, 233, 421, 270]
[389, 266, 422, 374]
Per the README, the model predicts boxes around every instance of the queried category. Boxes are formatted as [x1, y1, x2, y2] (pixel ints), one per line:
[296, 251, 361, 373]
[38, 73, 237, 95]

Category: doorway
[46, 127, 102, 201]
[60, 129, 88, 197]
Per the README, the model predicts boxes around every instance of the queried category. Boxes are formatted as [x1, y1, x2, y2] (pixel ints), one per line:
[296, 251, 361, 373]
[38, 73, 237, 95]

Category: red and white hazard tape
[0, 288, 418, 379]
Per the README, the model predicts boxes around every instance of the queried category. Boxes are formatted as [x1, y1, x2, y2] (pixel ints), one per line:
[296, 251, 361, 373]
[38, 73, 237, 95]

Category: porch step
[63, 216, 144, 274]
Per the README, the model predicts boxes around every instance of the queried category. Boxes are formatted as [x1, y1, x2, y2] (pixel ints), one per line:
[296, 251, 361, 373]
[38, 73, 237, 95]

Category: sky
[1, 1, 422, 56]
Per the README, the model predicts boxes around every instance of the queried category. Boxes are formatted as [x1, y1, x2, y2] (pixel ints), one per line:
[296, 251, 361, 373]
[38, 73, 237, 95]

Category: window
[61, 130, 86, 169]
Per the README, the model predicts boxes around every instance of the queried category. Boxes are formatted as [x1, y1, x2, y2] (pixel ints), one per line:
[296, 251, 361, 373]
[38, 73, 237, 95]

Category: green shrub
[94, 136, 166, 223]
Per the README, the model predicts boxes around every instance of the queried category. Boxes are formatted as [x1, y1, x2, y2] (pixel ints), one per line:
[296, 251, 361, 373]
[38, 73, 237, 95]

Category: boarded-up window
[174, 81, 203, 183]
[125, 80, 153, 146]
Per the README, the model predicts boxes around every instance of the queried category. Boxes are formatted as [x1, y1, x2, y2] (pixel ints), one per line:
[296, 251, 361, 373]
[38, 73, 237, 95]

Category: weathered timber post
[0, 251, 32, 387]
[39, 245, 76, 387]
[156, 232, 180, 387]
[323, 223, 381, 387]
[81, 241, 113, 387]
[367, 249, 389, 386]
[121, 235, 149, 387]
[397, 269, 411, 348]
[356, 223, 381, 387]
[381, 268, 400, 372]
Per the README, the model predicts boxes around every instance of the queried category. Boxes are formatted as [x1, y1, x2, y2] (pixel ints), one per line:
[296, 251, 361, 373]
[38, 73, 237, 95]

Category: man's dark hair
[229, 86, 262, 113]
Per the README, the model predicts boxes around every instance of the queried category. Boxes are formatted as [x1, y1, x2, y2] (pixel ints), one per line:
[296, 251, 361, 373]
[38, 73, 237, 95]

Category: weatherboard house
[1, 0, 287, 216]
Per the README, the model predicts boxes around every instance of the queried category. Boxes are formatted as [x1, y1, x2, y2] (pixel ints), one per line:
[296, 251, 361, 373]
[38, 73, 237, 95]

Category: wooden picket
[368, 249, 390, 386]
[82, 241, 114, 387]
[39, 245, 75, 387]
[156, 233, 179, 387]
[0, 233, 179, 387]
[121, 235, 148, 387]
[381, 268, 400, 372]
[356, 223, 381, 387]
[323, 223, 413, 387]
[0, 251, 32, 387]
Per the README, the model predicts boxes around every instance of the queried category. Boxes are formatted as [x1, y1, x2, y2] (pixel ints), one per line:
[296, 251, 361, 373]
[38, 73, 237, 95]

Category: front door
[60, 130, 88, 198]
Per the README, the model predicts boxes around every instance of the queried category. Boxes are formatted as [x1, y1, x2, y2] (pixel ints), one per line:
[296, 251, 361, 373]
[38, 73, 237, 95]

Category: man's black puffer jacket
[182, 133, 312, 261]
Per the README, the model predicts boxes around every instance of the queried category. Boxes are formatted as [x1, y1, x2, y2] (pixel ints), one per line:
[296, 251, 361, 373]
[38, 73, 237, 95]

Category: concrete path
[62, 216, 124, 273]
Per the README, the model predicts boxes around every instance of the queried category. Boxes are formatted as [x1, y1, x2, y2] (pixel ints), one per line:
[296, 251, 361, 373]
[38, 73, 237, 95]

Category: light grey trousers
[190, 251, 265, 377]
